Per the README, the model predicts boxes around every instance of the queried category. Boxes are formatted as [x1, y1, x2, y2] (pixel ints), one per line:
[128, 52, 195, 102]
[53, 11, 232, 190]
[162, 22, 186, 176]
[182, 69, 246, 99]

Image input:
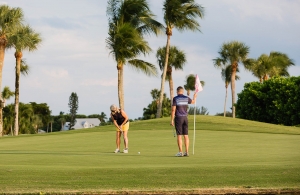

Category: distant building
[38, 129, 46, 134]
[63, 118, 100, 130]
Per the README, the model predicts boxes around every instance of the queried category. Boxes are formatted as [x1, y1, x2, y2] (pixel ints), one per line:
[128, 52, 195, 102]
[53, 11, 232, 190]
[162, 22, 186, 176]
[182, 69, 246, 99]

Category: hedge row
[236, 76, 300, 126]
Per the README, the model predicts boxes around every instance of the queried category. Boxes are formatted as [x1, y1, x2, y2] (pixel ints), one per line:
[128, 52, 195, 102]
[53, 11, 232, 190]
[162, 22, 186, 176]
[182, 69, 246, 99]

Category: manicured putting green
[0, 116, 299, 194]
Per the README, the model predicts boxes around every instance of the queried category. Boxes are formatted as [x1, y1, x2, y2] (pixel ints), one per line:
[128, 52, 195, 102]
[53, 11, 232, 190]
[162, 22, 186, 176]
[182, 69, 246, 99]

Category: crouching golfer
[110, 104, 129, 153]
[171, 86, 197, 157]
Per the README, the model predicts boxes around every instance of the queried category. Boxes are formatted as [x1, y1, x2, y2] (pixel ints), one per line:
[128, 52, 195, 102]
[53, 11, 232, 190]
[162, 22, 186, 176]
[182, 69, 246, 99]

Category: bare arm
[120, 110, 129, 126]
[170, 106, 176, 126]
[190, 93, 198, 104]
[111, 114, 119, 129]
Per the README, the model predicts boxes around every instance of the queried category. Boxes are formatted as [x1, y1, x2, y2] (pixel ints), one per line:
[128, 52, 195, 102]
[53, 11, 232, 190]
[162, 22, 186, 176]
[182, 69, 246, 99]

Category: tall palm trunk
[231, 62, 238, 118]
[14, 51, 22, 135]
[224, 84, 228, 117]
[10, 124, 13, 136]
[168, 67, 174, 102]
[117, 62, 124, 110]
[187, 90, 190, 96]
[0, 37, 7, 137]
[157, 30, 171, 118]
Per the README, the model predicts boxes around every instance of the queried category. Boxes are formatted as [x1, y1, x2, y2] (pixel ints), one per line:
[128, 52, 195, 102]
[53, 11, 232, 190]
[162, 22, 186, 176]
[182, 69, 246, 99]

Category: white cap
[110, 104, 118, 112]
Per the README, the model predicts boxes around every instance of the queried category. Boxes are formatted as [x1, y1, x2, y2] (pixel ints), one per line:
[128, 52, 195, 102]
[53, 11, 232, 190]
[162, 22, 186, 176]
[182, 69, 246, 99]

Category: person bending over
[110, 104, 129, 153]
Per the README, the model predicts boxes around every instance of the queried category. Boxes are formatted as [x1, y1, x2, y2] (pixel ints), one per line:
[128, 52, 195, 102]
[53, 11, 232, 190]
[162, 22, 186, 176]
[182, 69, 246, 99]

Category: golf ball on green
[138, 152, 140, 154]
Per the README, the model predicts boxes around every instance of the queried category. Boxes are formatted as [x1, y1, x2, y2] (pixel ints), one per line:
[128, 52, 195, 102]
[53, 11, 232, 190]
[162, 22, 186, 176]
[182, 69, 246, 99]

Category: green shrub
[236, 76, 300, 126]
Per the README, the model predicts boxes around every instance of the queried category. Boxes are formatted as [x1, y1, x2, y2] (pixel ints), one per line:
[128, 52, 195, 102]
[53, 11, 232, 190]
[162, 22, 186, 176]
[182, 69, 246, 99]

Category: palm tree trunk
[224, 86, 228, 117]
[14, 51, 22, 135]
[0, 39, 7, 137]
[231, 62, 237, 118]
[117, 63, 124, 110]
[187, 90, 190, 96]
[10, 124, 13, 136]
[263, 74, 268, 81]
[156, 33, 171, 118]
[169, 68, 174, 102]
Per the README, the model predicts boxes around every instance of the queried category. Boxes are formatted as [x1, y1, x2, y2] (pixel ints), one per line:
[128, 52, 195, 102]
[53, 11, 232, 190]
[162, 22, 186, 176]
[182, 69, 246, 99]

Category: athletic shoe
[183, 152, 189, 157]
[114, 149, 120, 153]
[175, 152, 183, 157]
[123, 148, 128, 153]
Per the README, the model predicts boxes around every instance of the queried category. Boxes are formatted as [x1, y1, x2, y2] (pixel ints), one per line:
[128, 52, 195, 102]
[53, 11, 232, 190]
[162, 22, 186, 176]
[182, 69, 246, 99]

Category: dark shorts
[175, 116, 188, 135]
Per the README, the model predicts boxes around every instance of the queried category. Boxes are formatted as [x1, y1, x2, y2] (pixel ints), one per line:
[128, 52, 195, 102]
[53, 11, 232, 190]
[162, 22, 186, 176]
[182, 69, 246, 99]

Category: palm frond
[106, 22, 151, 64]
[20, 59, 30, 76]
[216, 41, 250, 67]
[156, 45, 187, 71]
[163, 0, 204, 32]
[221, 64, 240, 84]
[128, 59, 158, 76]
[0, 5, 24, 37]
[8, 25, 42, 52]
[250, 51, 294, 80]
[2, 86, 14, 100]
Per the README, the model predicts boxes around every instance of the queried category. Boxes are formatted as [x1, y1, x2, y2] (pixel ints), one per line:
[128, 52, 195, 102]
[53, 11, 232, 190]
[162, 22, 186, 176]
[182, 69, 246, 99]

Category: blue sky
[1, 0, 300, 119]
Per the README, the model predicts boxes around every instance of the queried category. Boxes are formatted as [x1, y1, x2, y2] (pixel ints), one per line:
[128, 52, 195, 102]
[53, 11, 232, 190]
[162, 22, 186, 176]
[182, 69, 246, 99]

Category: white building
[63, 118, 100, 130]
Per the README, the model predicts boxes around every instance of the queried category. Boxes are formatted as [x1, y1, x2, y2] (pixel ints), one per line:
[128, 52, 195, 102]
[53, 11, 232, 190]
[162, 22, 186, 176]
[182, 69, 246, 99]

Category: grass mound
[0, 116, 299, 194]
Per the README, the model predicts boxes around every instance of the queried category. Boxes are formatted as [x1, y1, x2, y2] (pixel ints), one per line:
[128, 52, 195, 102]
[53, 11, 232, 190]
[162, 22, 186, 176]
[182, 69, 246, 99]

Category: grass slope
[0, 116, 299, 194]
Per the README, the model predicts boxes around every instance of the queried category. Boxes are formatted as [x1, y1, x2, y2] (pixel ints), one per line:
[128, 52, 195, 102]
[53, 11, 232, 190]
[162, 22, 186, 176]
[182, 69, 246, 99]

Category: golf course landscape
[1, 116, 300, 194]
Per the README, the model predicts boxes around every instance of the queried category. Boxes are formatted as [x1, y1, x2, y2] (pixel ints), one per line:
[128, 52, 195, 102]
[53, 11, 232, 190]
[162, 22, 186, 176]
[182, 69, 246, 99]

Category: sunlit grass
[0, 116, 299, 194]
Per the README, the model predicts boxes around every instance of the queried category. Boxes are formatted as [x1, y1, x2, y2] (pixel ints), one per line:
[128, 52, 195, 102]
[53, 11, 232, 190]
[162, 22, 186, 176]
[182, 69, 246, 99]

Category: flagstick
[193, 99, 196, 155]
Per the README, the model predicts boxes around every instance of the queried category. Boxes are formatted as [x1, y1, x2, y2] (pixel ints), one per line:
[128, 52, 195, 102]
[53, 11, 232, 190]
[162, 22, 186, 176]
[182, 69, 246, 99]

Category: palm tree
[18, 103, 34, 134]
[251, 51, 294, 82]
[48, 116, 54, 133]
[213, 41, 253, 118]
[58, 111, 66, 131]
[0, 5, 24, 136]
[156, 0, 204, 118]
[99, 112, 107, 123]
[20, 59, 30, 74]
[31, 114, 43, 134]
[156, 46, 186, 101]
[221, 65, 240, 117]
[183, 74, 205, 96]
[2, 86, 14, 107]
[106, 0, 163, 109]
[2, 87, 14, 135]
[9, 25, 41, 136]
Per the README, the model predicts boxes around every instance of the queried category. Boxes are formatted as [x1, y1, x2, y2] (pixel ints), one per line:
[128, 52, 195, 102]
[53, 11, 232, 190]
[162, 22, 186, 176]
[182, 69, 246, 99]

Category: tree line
[106, 0, 205, 119]
[106, 0, 295, 122]
[214, 42, 294, 118]
[1, 1, 296, 136]
[0, 5, 41, 136]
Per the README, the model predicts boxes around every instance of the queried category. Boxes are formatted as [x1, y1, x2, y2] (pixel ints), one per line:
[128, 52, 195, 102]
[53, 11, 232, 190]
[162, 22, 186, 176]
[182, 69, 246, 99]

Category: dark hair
[177, 86, 183, 91]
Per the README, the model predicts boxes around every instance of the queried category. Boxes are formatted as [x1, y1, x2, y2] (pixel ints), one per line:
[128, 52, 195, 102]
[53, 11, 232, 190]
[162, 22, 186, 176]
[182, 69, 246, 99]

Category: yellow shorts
[116, 122, 129, 131]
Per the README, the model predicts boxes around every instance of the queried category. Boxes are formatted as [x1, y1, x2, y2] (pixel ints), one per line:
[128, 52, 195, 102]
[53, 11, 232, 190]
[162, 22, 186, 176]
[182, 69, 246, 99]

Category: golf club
[172, 127, 176, 137]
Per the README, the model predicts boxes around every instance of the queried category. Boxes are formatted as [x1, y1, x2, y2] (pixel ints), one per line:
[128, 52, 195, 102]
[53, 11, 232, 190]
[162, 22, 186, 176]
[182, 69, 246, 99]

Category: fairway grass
[0, 116, 300, 194]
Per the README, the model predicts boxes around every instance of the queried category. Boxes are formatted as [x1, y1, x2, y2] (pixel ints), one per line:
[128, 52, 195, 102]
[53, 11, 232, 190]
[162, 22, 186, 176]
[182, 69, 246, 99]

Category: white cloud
[42, 68, 69, 79]
[80, 78, 117, 87]
[2, 0, 300, 119]
[223, 0, 300, 23]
